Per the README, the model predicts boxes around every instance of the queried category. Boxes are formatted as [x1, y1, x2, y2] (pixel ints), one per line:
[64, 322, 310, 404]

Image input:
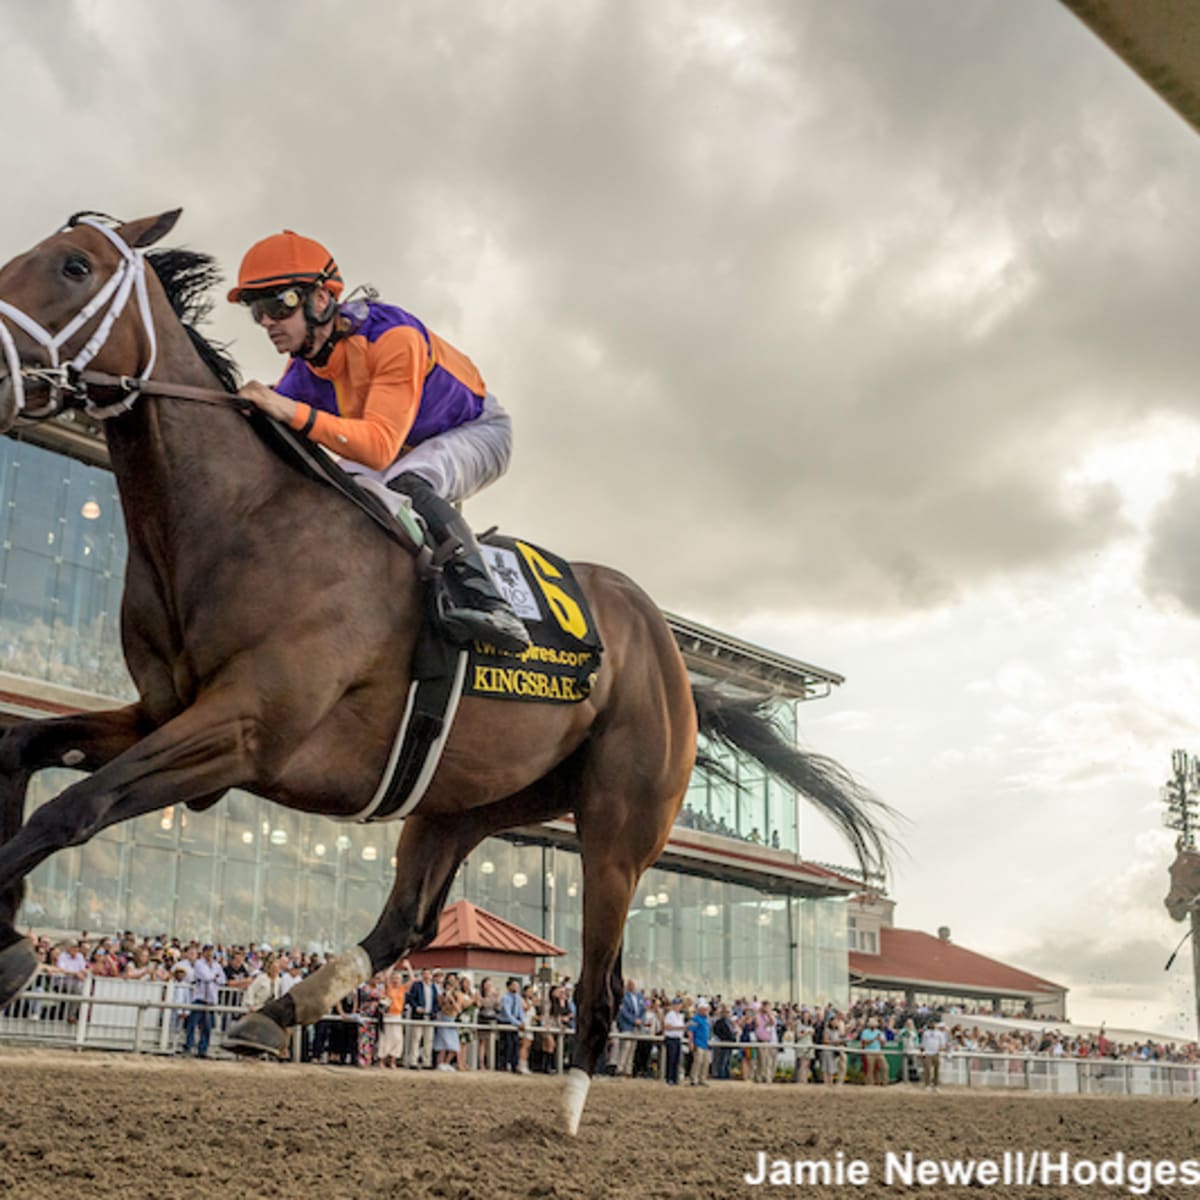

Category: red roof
[427, 899, 565, 958]
[849, 927, 1064, 996]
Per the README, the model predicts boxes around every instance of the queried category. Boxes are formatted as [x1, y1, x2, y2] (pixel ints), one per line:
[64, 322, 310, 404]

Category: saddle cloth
[357, 536, 602, 822]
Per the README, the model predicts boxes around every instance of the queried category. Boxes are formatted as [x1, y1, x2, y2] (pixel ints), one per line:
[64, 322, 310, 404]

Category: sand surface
[0, 1050, 1196, 1198]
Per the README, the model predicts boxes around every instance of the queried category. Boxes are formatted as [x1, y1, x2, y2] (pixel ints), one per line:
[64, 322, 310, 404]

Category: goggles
[244, 286, 307, 323]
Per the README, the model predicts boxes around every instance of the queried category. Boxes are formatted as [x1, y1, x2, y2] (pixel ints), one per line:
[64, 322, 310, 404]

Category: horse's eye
[62, 254, 91, 282]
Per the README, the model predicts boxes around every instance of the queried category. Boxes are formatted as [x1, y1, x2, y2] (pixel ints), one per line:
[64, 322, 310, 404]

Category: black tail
[692, 684, 893, 880]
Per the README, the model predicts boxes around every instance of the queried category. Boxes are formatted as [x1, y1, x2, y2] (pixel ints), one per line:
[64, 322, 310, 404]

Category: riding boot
[387, 472, 531, 654]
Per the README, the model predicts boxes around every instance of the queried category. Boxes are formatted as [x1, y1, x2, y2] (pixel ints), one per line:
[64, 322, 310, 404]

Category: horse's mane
[145, 249, 240, 395]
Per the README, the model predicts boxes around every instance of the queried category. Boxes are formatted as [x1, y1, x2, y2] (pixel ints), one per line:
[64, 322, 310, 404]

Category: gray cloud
[1016, 934, 1173, 998]
[1, 0, 1197, 618]
[1144, 467, 1200, 614]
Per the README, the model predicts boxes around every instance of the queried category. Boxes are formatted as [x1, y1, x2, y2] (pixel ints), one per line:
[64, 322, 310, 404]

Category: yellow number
[515, 541, 588, 639]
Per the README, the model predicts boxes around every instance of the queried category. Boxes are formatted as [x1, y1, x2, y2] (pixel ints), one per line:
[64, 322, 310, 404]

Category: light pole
[1162, 750, 1200, 1040]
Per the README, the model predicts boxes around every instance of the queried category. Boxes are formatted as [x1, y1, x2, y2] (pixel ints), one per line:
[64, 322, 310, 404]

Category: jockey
[229, 230, 530, 653]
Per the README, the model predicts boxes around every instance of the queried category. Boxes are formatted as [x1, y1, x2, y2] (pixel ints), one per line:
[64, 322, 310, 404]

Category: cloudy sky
[3, 0, 1199, 1036]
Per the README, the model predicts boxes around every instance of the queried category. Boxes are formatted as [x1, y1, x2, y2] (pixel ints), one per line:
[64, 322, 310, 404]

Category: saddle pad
[470, 535, 603, 704]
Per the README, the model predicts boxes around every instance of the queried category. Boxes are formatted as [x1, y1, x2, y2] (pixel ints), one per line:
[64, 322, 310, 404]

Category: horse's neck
[103, 329, 286, 562]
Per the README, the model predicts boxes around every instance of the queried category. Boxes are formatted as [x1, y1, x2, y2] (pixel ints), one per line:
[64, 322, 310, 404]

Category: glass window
[176, 853, 217, 940]
[75, 839, 125, 931]
[7, 452, 64, 555]
[24, 849, 77, 930]
[300, 872, 337, 952]
[222, 790, 264, 862]
[131, 803, 182, 851]
[261, 867, 300, 947]
[127, 848, 177, 934]
[262, 808, 302, 868]
[341, 878, 387, 945]
[217, 860, 259, 947]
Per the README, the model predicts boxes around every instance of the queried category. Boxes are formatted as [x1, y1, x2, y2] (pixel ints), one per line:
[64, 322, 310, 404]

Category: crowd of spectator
[675, 802, 781, 848]
[8, 933, 1200, 1079]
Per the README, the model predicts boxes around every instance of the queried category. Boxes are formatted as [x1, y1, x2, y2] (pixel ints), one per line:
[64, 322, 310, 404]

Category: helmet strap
[296, 286, 339, 362]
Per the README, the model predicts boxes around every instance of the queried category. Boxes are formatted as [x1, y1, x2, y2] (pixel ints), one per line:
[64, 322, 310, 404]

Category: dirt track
[0, 1049, 1196, 1199]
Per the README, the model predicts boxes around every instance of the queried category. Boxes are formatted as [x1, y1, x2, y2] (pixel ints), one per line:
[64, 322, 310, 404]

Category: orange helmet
[226, 230, 343, 303]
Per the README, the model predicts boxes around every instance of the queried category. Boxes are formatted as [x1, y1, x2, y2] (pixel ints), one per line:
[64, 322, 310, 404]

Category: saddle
[251, 413, 604, 821]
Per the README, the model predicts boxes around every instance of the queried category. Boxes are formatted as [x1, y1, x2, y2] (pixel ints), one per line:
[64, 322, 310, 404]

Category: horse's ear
[119, 209, 183, 249]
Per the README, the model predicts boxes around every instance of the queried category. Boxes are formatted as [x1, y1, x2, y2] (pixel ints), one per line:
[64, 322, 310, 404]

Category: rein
[14, 365, 249, 422]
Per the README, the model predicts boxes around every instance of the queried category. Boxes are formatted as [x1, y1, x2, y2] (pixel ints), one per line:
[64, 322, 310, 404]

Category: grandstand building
[847, 892, 1067, 1018]
[1, 419, 860, 1006]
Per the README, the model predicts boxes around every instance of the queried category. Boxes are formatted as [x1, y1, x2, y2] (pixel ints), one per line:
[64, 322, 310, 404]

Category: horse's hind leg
[229, 808, 495, 1055]
[228, 777, 577, 1056]
[565, 768, 689, 1133]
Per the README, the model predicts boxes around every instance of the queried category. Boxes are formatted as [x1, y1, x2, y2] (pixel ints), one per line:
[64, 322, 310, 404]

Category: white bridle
[0, 217, 158, 420]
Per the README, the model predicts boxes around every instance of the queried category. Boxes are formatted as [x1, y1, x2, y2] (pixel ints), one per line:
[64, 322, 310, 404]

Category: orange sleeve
[290, 327, 428, 471]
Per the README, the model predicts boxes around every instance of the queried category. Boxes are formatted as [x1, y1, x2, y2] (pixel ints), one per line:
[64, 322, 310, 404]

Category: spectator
[224, 949, 252, 991]
[793, 1011, 815, 1083]
[518, 985, 538, 1075]
[378, 965, 409, 1069]
[89, 945, 121, 979]
[404, 968, 439, 1069]
[860, 1016, 887, 1086]
[615, 978, 646, 1077]
[243, 954, 283, 1012]
[356, 976, 384, 1068]
[182, 944, 226, 1058]
[899, 1018, 920, 1084]
[498, 976, 526, 1074]
[434, 987, 461, 1071]
[662, 997, 686, 1085]
[712, 1003, 737, 1081]
[475, 976, 500, 1071]
[122, 945, 165, 982]
[456, 974, 478, 1070]
[820, 1014, 847, 1086]
[754, 1002, 778, 1083]
[921, 1020, 948, 1092]
[688, 998, 712, 1086]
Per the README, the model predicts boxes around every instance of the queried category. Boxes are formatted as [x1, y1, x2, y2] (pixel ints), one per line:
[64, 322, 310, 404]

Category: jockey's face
[256, 297, 308, 355]
[254, 284, 335, 356]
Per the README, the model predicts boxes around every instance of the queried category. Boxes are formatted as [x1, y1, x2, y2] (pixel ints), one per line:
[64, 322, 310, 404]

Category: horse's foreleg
[229, 810, 482, 1056]
[0, 700, 261, 1009]
[0, 706, 152, 943]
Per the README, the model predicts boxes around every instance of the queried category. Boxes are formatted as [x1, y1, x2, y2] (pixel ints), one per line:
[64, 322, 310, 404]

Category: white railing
[0, 970, 251, 1054]
[3, 984, 1196, 1098]
[0, 972, 571, 1065]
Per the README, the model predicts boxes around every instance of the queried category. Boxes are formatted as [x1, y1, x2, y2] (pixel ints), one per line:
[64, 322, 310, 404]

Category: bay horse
[0, 211, 889, 1132]
[1165, 838, 1200, 921]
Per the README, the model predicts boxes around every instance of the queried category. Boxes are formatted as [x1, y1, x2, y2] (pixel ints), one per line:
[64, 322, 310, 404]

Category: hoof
[0, 937, 38, 1010]
[562, 1067, 591, 1136]
[223, 1012, 289, 1058]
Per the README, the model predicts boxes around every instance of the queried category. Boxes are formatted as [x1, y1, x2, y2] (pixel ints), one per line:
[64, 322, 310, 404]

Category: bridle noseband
[0, 217, 158, 423]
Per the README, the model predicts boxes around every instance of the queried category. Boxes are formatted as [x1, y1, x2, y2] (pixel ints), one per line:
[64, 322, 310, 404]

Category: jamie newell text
[744, 1150, 1200, 1192]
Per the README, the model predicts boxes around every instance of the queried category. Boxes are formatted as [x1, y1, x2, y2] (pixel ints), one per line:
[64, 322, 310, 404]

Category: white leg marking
[287, 944, 372, 1025]
[563, 1067, 591, 1136]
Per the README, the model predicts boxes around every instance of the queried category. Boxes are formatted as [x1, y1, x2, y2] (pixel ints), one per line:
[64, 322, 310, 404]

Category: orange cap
[227, 230, 343, 302]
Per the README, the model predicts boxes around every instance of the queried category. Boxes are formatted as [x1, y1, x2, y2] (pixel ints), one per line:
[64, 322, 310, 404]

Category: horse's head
[0, 209, 182, 432]
[1165, 839, 1200, 921]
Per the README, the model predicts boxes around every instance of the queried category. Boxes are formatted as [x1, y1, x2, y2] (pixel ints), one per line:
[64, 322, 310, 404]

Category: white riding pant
[342, 392, 513, 505]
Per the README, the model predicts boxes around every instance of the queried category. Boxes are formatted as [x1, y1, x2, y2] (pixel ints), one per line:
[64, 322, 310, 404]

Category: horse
[0, 210, 889, 1133]
[1165, 838, 1200, 922]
